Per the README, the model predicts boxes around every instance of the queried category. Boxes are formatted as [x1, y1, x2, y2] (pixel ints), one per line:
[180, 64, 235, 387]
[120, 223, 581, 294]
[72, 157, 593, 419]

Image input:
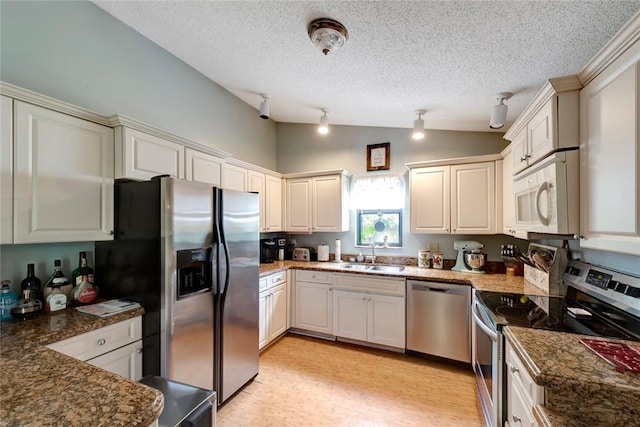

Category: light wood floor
[218, 334, 485, 426]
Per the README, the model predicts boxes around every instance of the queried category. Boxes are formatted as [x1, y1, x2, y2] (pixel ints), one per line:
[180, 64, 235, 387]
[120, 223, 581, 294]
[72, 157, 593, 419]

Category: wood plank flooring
[218, 334, 485, 426]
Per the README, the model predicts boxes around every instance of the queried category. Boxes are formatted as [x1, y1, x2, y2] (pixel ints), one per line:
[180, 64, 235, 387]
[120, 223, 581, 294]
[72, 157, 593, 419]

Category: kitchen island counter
[504, 326, 640, 426]
[260, 260, 545, 295]
[0, 307, 163, 427]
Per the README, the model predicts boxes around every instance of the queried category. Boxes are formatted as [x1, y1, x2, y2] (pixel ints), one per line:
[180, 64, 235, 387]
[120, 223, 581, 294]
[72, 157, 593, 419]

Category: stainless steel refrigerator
[96, 176, 259, 405]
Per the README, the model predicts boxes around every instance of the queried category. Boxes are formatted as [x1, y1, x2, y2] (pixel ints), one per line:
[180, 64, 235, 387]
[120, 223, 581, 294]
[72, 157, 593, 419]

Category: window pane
[357, 210, 402, 247]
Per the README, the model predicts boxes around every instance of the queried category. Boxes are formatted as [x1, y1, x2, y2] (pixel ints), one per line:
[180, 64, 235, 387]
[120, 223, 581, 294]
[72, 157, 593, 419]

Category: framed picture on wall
[366, 142, 390, 171]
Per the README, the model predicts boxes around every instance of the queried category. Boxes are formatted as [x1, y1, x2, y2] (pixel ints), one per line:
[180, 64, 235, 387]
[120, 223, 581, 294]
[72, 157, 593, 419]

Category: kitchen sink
[368, 265, 405, 272]
[340, 263, 405, 272]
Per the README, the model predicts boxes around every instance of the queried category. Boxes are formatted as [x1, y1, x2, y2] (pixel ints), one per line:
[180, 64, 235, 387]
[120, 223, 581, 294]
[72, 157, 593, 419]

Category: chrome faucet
[367, 242, 376, 264]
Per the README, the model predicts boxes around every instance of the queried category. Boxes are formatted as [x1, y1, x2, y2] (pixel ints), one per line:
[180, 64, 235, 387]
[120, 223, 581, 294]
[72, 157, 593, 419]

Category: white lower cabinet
[46, 316, 143, 381]
[259, 271, 288, 350]
[505, 339, 544, 427]
[333, 290, 405, 348]
[293, 270, 334, 335]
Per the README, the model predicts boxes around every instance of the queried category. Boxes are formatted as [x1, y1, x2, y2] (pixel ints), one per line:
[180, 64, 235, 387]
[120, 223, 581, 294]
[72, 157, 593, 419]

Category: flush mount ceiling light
[489, 92, 513, 129]
[318, 109, 329, 134]
[412, 110, 426, 140]
[308, 18, 348, 56]
[259, 94, 270, 120]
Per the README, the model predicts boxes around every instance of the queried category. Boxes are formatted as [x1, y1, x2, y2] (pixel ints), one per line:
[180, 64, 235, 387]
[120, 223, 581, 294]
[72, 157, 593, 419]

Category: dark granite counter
[0, 307, 163, 427]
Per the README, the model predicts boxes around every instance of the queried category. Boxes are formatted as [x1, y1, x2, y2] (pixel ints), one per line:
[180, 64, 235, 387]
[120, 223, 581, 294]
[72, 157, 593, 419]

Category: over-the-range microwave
[513, 149, 579, 235]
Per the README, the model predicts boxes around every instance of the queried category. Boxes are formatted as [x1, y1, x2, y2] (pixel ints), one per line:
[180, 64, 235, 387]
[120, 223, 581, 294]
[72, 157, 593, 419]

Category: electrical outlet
[429, 242, 439, 252]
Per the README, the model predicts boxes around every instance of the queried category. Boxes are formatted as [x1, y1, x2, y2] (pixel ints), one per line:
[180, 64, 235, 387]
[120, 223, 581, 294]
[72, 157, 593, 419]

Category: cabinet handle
[368, 297, 372, 301]
[520, 157, 526, 162]
[136, 348, 143, 354]
[109, 230, 114, 235]
[510, 366, 519, 373]
[512, 415, 521, 423]
[97, 339, 106, 346]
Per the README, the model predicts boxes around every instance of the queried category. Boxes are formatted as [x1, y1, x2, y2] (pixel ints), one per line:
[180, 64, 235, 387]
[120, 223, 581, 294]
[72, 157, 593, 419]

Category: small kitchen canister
[432, 253, 444, 269]
[418, 250, 431, 268]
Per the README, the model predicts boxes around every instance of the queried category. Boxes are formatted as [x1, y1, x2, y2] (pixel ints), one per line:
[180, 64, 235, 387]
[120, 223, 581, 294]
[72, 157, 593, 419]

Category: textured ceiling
[93, 1, 640, 132]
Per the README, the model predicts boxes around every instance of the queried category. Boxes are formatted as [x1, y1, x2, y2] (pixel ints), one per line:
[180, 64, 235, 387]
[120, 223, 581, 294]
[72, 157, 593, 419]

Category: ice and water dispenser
[176, 248, 212, 298]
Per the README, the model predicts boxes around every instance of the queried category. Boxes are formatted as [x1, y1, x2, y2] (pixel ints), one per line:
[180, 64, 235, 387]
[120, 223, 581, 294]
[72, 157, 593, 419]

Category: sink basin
[340, 264, 405, 273]
[368, 265, 405, 272]
[340, 263, 370, 271]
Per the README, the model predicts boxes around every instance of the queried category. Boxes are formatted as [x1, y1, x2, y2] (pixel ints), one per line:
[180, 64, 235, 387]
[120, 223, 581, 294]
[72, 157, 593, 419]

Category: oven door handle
[472, 301, 498, 341]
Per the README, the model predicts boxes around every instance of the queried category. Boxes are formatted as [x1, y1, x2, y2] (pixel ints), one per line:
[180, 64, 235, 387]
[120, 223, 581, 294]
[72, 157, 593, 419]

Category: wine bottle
[72, 252, 94, 287]
[21, 263, 43, 305]
[44, 260, 73, 302]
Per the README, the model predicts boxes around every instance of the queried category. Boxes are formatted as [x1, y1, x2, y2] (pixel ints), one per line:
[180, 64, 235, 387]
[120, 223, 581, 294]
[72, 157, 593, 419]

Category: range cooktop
[475, 260, 640, 342]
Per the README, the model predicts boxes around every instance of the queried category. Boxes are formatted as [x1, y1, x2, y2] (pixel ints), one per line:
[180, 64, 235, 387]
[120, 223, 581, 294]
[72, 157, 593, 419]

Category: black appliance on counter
[472, 260, 640, 427]
[260, 238, 276, 263]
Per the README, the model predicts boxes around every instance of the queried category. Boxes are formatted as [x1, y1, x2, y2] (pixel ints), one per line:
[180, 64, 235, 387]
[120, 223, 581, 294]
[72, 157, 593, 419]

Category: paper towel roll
[334, 239, 341, 262]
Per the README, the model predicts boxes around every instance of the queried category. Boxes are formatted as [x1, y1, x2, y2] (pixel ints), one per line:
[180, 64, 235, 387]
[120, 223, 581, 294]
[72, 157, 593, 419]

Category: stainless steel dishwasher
[406, 280, 471, 363]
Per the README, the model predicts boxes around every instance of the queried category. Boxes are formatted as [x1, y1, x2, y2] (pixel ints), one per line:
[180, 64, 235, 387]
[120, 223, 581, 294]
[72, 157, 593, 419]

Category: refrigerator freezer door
[217, 188, 260, 404]
[165, 178, 216, 390]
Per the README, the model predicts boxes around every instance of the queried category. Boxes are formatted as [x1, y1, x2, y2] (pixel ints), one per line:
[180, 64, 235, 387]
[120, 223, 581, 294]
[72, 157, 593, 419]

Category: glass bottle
[0, 280, 19, 321]
[21, 264, 43, 305]
[44, 260, 73, 302]
[72, 252, 94, 287]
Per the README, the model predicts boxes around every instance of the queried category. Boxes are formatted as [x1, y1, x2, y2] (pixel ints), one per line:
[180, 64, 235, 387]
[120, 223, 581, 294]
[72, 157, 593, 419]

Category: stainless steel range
[472, 260, 640, 427]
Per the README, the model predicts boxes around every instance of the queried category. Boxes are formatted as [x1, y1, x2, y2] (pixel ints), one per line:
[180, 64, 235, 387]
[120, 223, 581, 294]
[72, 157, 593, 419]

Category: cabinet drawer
[86, 340, 143, 381]
[47, 317, 142, 362]
[268, 271, 286, 287]
[259, 277, 268, 291]
[296, 270, 332, 284]
[506, 342, 544, 405]
[334, 274, 405, 296]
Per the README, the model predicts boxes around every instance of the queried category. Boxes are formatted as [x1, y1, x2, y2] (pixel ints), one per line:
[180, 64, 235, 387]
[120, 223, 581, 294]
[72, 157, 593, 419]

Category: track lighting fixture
[489, 92, 512, 129]
[318, 109, 329, 134]
[259, 94, 270, 120]
[412, 110, 426, 140]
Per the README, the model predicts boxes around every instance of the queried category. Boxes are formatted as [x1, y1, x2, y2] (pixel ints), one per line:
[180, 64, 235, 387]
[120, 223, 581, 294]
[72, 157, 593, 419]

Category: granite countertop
[259, 260, 547, 295]
[0, 307, 163, 427]
[504, 326, 640, 427]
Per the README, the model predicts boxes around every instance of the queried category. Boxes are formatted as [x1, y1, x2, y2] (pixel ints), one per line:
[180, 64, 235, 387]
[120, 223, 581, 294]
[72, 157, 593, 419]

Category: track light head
[318, 109, 329, 135]
[412, 110, 426, 140]
[259, 94, 270, 120]
[489, 92, 512, 129]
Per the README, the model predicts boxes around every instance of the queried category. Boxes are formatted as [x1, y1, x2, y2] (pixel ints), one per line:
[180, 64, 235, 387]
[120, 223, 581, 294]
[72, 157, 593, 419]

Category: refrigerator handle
[220, 231, 231, 295]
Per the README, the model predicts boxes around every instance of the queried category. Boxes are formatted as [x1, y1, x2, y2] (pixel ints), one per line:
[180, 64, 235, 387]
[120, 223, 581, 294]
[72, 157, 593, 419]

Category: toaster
[293, 247, 314, 261]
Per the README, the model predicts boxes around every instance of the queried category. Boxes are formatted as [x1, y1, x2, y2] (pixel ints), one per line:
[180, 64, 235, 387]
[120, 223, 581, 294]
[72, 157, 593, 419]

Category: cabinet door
[451, 162, 496, 234]
[502, 147, 515, 235]
[265, 175, 282, 232]
[117, 127, 184, 180]
[0, 96, 12, 244]
[259, 290, 269, 350]
[511, 128, 529, 174]
[527, 98, 556, 166]
[367, 294, 405, 349]
[313, 175, 341, 232]
[580, 53, 640, 255]
[285, 178, 312, 232]
[86, 340, 143, 381]
[248, 171, 266, 231]
[222, 163, 247, 191]
[410, 166, 450, 233]
[332, 290, 367, 341]
[268, 283, 288, 341]
[294, 281, 332, 334]
[14, 101, 114, 243]
[185, 148, 223, 186]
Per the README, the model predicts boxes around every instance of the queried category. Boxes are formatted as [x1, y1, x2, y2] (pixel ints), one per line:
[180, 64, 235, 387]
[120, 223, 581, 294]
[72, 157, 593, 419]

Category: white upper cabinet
[450, 161, 497, 234]
[1, 96, 13, 244]
[115, 126, 184, 180]
[409, 166, 450, 233]
[185, 147, 223, 186]
[222, 163, 248, 191]
[501, 145, 516, 236]
[284, 172, 350, 233]
[505, 76, 581, 175]
[13, 101, 114, 243]
[579, 37, 640, 255]
[408, 156, 501, 235]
